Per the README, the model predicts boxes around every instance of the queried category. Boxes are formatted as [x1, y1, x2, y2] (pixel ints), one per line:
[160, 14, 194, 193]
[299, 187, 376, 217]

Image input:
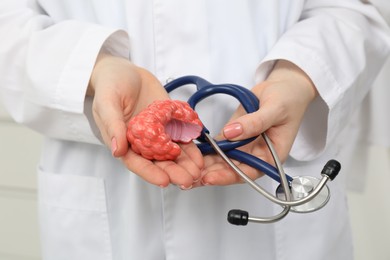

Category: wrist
[267, 60, 318, 102]
[87, 52, 111, 97]
[87, 53, 131, 97]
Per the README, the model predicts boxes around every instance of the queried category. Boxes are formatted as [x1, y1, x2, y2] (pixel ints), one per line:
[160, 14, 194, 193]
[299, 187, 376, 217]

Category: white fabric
[1, 0, 389, 259]
[344, 0, 390, 192]
[360, 0, 390, 147]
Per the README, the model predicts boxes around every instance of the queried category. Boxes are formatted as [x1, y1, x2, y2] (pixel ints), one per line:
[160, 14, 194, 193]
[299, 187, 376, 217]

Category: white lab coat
[0, 1, 389, 260]
[364, 0, 390, 147]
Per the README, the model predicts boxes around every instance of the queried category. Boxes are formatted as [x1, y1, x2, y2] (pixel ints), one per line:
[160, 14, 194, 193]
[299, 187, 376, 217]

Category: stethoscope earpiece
[227, 209, 249, 226]
[321, 159, 341, 180]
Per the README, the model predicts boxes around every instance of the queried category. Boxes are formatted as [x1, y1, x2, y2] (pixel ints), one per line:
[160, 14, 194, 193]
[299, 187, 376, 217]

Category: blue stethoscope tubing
[164, 75, 293, 184]
[165, 75, 294, 224]
[164, 75, 340, 225]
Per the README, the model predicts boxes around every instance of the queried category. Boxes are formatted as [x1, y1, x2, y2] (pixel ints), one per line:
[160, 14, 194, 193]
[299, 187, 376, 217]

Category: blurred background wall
[0, 103, 42, 260]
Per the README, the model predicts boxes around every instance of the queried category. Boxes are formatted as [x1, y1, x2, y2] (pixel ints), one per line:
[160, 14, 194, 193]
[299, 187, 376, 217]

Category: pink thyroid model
[127, 100, 203, 160]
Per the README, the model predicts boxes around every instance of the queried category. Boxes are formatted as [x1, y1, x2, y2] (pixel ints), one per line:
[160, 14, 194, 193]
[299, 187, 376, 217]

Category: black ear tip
[227, 209, 249, 226]
[321, 160, 341, 180]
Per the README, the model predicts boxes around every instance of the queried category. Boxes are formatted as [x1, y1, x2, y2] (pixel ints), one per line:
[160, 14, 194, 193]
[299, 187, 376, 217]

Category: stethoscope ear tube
[164, 76, 342, 225]
[204, 132, 292, 224]
[229, 158, 342, 225]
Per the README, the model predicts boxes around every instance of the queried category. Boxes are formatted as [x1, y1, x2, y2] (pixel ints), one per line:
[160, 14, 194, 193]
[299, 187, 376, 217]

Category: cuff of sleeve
[255, 45, 341, 161]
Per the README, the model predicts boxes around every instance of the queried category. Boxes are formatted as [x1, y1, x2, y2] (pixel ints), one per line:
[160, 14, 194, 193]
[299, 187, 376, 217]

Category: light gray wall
[0, 103, 42, 260]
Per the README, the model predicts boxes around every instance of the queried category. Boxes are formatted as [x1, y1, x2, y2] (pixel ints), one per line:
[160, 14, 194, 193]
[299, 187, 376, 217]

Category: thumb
[106, 119, 129, 158]
[92, 97, 129, 157]
[222, 105, 282, 141]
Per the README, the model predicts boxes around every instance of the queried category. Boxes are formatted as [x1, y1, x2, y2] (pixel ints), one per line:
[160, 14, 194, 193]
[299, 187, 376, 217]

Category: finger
[222, 102, 286, 141]
[201, 162, 241, 186]
[201, 162, 262, 186]
[122, 143, 203, 189]
[153, 144, 203, 189]
[121, 149, 170, 187]
[201, 152, 265, 186]
[155, 160, 196, 189]
[180, 143, 204, 176]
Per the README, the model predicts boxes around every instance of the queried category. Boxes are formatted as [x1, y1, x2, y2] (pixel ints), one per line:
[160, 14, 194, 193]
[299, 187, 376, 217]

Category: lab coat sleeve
[0, 0, 130, 144]
[256, 0, 390, 161]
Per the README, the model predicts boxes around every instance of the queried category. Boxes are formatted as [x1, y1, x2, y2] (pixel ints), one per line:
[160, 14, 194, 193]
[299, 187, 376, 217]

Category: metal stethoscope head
[164, 76, 341, 225]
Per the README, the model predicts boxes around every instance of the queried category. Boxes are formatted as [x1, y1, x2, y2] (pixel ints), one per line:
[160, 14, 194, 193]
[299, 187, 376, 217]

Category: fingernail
[223, 123, 243, 139]
[180, 184, 193, 190]
[111, 137, 118, 156]
[201, 179, 211, 186]
[200, 174, 211, 186]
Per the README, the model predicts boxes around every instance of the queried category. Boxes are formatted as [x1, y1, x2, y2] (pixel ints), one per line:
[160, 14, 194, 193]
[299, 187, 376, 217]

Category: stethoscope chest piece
[275, 176, 330, 213]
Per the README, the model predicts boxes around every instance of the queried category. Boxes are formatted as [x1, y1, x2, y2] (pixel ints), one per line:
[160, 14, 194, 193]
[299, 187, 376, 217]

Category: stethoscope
[164, 76, 341, 225]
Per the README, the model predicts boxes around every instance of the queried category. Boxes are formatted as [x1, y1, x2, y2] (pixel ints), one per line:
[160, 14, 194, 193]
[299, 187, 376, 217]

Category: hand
[88, 54, 203, 189]
[200, 60, 317, 186]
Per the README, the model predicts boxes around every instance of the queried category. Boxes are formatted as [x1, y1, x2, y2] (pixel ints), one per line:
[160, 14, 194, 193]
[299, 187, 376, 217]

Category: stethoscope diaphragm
[275, 176, 330, 213]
